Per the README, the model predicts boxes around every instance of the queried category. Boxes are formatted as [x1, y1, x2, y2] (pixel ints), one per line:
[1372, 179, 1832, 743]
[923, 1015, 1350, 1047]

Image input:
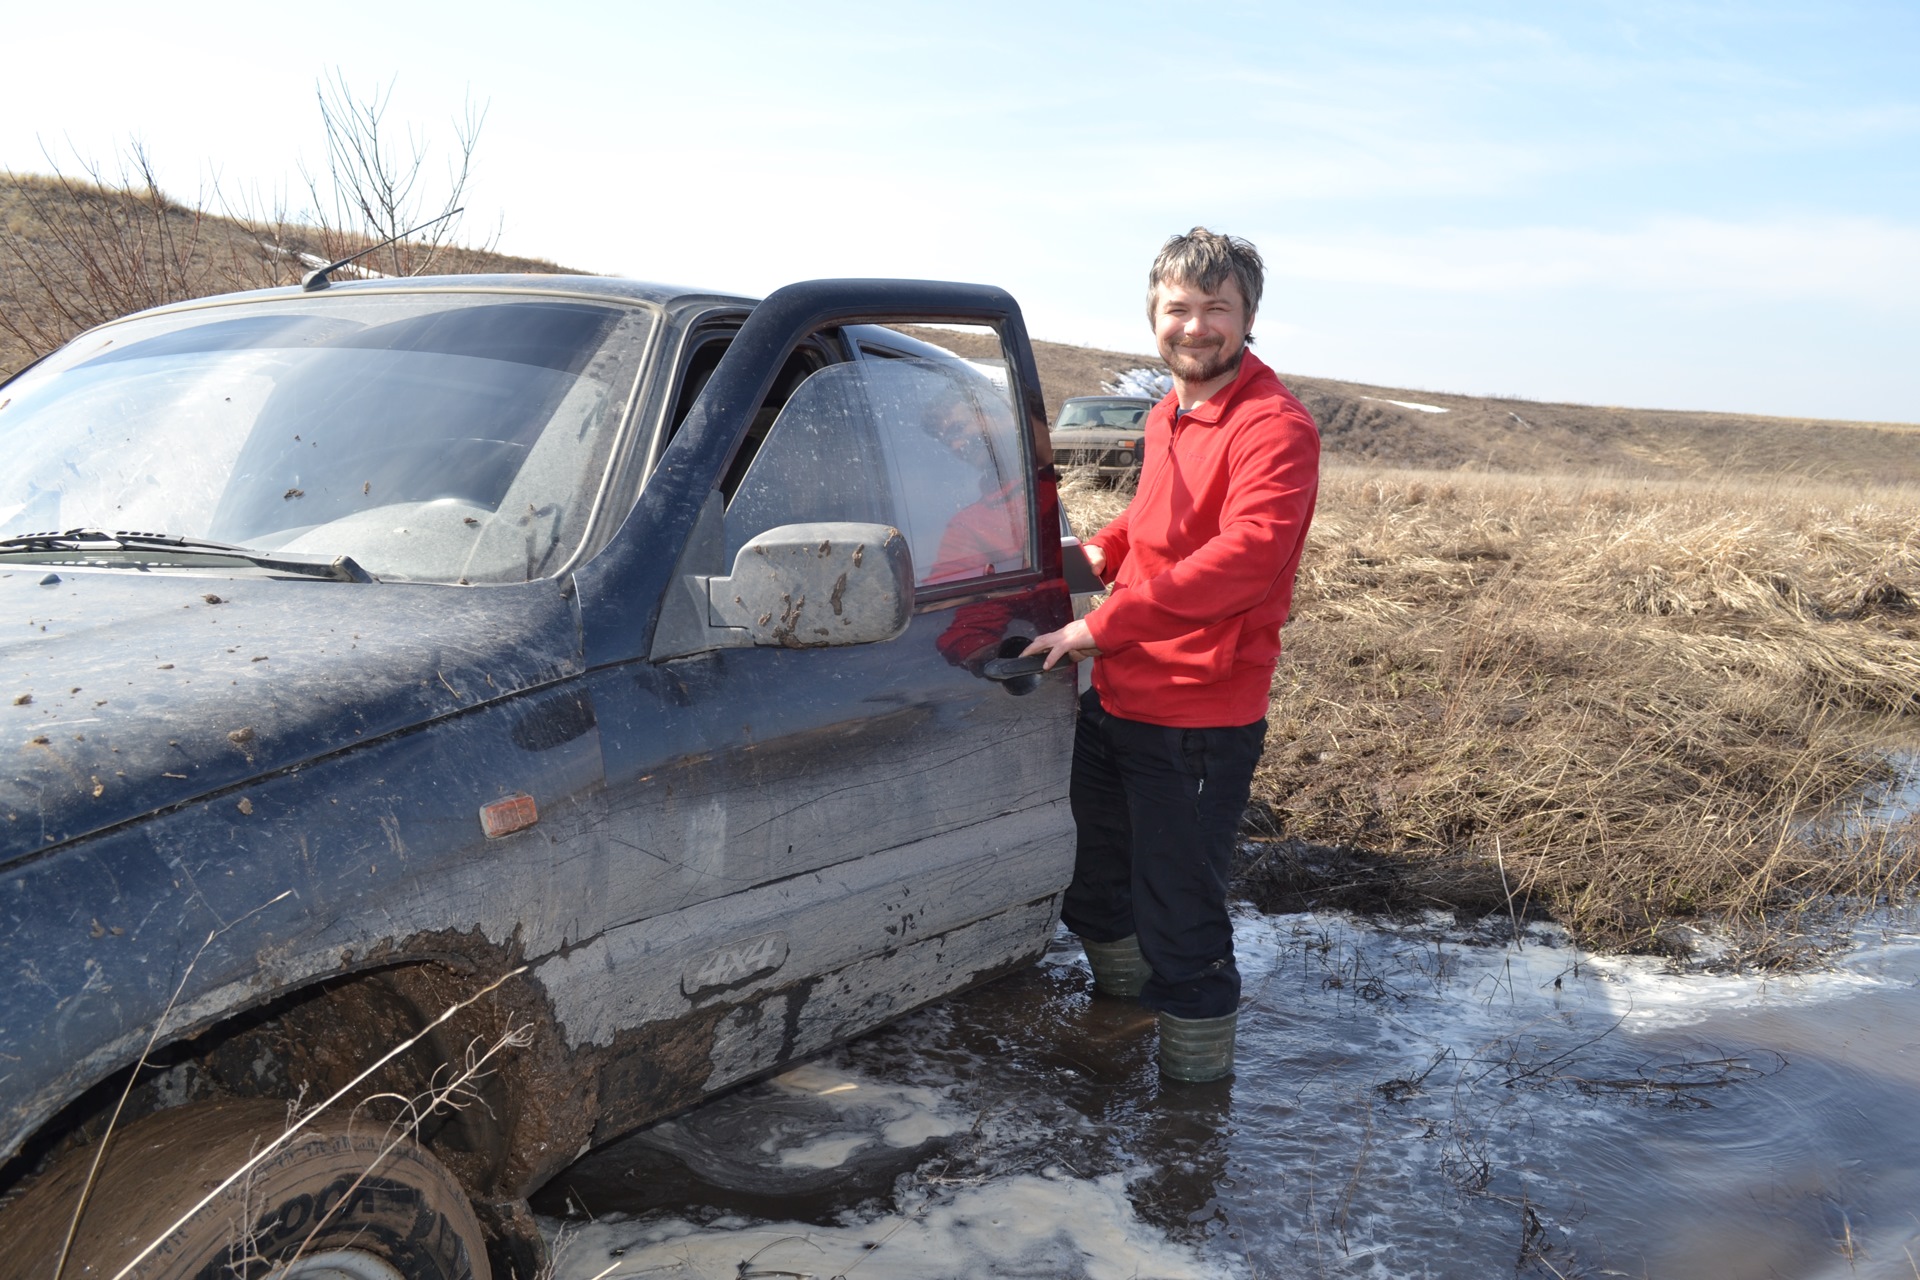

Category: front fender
[0, 678, 610, 1168]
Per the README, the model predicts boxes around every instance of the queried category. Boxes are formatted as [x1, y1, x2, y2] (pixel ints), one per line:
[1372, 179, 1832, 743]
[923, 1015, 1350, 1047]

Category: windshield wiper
[0, 528, 374, 582]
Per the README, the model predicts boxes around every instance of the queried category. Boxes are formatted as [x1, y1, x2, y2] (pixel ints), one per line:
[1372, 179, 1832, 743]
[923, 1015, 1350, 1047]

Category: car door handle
[981, 654, 1051, 681]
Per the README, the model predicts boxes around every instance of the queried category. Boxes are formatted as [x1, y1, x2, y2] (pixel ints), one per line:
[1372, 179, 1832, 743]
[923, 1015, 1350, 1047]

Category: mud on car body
[0, 276, 1078, 1279]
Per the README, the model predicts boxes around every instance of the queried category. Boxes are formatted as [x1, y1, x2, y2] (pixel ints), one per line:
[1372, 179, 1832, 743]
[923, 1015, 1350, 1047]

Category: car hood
[1052, 426, 1139, 443]
[0, 566, 583, 865]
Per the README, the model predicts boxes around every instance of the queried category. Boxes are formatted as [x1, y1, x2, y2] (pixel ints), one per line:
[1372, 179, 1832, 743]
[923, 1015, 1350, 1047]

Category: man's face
[928, 401, 982, 459]
[1152, 276, 1252, 387]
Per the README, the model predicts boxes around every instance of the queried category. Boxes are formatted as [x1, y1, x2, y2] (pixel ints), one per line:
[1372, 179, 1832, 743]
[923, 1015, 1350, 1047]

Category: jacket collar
[1162, 348, 1274, 427]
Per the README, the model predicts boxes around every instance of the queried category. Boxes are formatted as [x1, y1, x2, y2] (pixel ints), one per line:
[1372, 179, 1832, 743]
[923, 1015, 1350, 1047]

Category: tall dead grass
[1061, 465, 1920, 955]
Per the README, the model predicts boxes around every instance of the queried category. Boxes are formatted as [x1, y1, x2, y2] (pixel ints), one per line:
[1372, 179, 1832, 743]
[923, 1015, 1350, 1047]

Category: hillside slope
[0, 173, 569, 371]
[6, 174, 1913, 485]
[910, 327, 1920, 486]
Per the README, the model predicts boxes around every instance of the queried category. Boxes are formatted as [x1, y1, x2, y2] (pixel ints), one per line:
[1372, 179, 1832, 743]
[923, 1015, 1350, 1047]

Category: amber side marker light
[480, 793, 538, 838]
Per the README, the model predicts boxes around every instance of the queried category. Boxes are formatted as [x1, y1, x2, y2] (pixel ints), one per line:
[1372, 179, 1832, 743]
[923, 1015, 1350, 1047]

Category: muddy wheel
[3, 1099, 490, 1280]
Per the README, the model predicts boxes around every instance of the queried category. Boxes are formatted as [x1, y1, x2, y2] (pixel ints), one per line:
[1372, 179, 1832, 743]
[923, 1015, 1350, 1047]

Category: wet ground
[536, 907, 1920, 1279]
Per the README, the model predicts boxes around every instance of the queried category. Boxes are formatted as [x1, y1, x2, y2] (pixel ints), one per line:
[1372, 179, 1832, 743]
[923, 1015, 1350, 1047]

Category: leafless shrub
[299, 69, 490, 279]
[0, 150, 219, 356]
[0, 73, 490, 374]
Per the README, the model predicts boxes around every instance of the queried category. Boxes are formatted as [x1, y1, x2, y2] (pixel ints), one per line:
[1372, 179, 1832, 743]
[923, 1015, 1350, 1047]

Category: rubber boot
[1157, 1010, 1236, 1083]
[1081, 934, 1152, 998]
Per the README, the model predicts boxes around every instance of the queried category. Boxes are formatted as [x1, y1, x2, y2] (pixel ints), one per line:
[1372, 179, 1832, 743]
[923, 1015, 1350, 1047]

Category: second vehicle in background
[1051, 395, 1154, 482]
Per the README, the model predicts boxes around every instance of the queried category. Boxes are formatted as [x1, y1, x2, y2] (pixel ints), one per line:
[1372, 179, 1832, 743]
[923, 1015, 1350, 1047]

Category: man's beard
[1163, 336, 1244, 385]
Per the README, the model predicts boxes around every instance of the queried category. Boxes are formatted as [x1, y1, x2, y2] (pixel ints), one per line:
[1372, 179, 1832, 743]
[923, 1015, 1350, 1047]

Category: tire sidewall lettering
[186, 1171, 470, 1280]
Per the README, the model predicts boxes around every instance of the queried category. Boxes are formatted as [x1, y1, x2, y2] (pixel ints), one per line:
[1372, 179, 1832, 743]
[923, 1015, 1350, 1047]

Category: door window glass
[725, 353, 1031, 588]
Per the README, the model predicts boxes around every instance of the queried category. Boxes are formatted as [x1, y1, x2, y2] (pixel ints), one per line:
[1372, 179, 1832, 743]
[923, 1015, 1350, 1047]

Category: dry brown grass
[1062, 465, 1920, 956]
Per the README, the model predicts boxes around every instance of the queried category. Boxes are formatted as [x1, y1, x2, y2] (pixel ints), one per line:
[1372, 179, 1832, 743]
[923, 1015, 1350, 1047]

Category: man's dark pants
[1062, 686, 1267, 1019]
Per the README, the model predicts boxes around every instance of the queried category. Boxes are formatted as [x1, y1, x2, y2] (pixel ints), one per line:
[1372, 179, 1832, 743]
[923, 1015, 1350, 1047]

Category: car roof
[110, 273, 755, 326]
[1062, 394, 1155, 405]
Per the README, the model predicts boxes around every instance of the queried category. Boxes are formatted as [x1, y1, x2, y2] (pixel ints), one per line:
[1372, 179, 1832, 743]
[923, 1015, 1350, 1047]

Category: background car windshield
[0, 292, 654, 583]
[1057, 399, 1148, 428]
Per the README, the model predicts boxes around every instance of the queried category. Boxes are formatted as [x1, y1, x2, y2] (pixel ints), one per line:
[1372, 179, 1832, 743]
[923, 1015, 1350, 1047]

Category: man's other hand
[1084, 544, 1107, 577]
[1023, 619, 1100, 671]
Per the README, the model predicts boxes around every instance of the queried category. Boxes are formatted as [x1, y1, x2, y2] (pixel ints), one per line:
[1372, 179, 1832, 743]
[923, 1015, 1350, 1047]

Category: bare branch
[306, 69, 484, 278]
[0, 74, 490, 374]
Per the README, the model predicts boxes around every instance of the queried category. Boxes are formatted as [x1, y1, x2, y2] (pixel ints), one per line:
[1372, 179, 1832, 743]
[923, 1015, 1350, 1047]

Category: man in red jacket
[1024, 228, 1320, 1082]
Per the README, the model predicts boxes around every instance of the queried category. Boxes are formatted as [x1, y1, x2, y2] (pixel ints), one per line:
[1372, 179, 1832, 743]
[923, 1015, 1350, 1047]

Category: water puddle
[537, 908, 1920, 1279]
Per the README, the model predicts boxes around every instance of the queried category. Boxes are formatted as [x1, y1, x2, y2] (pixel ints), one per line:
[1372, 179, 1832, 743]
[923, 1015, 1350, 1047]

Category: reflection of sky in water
[1877, 750, 1920, 825]
[543, 907, 1920, 1279]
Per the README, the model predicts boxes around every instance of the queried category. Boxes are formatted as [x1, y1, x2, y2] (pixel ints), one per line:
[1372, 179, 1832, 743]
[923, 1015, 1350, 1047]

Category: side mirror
[709, 523, 914, 649]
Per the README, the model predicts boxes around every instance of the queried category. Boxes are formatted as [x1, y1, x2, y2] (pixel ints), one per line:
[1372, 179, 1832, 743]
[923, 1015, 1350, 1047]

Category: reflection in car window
[725, 357, 1032, 588]
[0, 294, 654, 584]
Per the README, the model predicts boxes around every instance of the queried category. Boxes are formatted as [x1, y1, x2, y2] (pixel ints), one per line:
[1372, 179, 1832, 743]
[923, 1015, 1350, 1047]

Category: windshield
[1057, 400, 1148, 429]
[0, 291, 655, 583]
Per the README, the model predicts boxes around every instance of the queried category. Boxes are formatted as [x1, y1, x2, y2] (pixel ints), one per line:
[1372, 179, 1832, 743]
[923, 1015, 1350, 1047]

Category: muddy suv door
[553, 282, 1077, 1139]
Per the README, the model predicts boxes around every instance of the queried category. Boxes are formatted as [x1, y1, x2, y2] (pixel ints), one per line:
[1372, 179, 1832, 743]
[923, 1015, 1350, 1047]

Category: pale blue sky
[5, 1, 1916, 422]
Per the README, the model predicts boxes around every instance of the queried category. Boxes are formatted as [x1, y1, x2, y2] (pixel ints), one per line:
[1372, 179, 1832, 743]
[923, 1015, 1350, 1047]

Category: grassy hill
[0, 172, 569, 372]
[913, 327, 1920, 487]
[7, 172, 1915, 487]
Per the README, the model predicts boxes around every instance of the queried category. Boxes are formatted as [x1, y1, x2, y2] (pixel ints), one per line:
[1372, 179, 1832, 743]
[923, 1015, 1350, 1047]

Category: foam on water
[760, 1064, 968, 1165]
[1248, 908, 1902, 1043]
[775, 1135, 875, 1171]
[547, 1170, 1225, 1280]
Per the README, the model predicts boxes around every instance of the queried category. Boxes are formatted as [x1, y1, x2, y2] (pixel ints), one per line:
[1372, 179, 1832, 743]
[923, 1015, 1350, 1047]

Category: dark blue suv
[0, 276, 1078, 1280]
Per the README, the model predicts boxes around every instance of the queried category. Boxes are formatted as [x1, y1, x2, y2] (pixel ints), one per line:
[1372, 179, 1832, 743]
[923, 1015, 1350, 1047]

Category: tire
[1, 1099, 490, 1280]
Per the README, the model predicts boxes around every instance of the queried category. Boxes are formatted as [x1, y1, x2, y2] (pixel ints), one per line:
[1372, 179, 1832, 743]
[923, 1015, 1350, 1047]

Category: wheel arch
[1, 938, 578, 1279]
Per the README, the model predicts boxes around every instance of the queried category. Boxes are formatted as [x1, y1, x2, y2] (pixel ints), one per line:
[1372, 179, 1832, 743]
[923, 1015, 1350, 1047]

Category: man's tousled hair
[1146, 227, 1264, 323]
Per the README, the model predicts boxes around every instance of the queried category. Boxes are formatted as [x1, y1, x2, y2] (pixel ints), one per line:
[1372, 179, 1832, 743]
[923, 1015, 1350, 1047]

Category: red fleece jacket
[1084, 349, 1320, 728]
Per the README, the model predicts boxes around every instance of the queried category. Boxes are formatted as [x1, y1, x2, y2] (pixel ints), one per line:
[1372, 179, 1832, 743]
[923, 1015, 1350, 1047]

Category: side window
[669, 335, 732, 434]
[718, 344, 831, 498]
[724, 352, 1032, 589]
[649, 324, 829, 482]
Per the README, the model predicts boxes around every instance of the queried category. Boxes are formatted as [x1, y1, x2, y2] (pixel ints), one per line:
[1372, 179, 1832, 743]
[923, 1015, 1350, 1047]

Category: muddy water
[536, 909, 1920, 1279]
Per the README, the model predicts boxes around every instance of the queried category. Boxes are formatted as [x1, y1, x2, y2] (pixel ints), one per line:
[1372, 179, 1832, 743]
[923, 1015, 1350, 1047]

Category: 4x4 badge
[683, 932, 790, 999]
